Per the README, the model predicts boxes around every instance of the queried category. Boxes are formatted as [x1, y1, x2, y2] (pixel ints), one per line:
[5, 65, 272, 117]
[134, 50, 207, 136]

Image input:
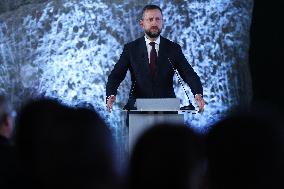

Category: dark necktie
[149, 42, 157, 76]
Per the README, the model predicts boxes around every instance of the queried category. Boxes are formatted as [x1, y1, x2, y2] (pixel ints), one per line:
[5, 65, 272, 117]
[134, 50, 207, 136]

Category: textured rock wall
[0, 0, 253, 165]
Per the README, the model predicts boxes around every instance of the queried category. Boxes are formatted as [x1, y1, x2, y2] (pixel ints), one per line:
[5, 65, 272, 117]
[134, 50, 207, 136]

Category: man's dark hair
[142, 4, 162, 19]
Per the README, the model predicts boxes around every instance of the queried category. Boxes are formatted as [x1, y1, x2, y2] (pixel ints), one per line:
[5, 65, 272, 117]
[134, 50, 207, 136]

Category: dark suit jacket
[106, 36, 203, 108]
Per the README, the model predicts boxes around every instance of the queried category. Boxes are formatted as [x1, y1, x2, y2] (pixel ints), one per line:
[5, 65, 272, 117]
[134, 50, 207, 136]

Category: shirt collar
[144, 35, 160, 45]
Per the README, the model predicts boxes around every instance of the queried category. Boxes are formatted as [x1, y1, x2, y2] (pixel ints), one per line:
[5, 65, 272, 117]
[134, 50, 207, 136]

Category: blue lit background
[0, 0, 253, 161]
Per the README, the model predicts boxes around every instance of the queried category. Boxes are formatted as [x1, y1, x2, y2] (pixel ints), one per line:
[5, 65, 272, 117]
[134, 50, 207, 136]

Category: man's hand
[194, 94, 205, 113]
[106, 95, 116, 112]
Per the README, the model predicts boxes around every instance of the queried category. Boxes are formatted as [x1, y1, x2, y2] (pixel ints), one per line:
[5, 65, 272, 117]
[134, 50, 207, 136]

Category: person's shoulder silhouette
[206, 103, 284, 189]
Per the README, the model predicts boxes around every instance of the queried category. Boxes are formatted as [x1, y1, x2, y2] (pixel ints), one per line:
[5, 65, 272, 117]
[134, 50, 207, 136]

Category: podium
[128, 98, 194, 152]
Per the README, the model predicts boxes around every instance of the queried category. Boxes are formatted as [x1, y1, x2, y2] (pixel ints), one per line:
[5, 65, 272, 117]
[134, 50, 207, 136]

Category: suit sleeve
[174, 44, 203, 96]
[106, 45, 130, 97]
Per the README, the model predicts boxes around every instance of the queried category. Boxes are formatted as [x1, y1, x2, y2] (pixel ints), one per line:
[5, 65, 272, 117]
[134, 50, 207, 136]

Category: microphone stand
[168, 58, 195, 111]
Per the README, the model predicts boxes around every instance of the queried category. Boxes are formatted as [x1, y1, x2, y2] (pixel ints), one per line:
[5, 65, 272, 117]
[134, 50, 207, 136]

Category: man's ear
[139, 19, 144, 28]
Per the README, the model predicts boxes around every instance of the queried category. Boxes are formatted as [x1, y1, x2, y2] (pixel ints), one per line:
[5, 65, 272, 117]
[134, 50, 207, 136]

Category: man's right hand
[106, 95, 116, 112]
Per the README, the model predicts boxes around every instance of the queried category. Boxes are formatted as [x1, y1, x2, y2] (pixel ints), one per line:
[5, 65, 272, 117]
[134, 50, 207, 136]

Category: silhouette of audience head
[0, 95, 14, 140]
[129, 123, 206, 189]
[16, 98, 117, 189]
[206, 107, 284, 189]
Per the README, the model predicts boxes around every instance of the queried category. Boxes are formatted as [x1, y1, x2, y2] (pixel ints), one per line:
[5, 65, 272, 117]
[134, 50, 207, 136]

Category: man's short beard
[145, 30, 161, 38]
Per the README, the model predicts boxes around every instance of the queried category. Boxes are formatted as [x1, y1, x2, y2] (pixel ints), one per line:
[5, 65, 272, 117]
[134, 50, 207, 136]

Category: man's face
[140, 9, 163, 39]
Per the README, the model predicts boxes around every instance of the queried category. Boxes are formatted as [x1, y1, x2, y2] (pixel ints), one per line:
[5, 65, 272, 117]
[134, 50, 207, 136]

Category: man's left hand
[194, 94, 205, 113]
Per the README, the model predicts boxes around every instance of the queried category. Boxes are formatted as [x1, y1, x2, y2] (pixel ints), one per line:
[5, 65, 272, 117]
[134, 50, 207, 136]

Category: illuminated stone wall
[0, 0, 253, 163]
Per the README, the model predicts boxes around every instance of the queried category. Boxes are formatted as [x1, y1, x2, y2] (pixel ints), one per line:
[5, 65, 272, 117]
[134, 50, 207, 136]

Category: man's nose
[151, 21, 159, 26]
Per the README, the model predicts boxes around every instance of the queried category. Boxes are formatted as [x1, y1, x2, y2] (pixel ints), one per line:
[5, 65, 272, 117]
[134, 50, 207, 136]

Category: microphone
[168, 58, 195, 111]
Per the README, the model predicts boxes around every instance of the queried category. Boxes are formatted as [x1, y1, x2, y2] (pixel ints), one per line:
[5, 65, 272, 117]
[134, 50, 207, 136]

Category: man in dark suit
[106, 4, 205, 112]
